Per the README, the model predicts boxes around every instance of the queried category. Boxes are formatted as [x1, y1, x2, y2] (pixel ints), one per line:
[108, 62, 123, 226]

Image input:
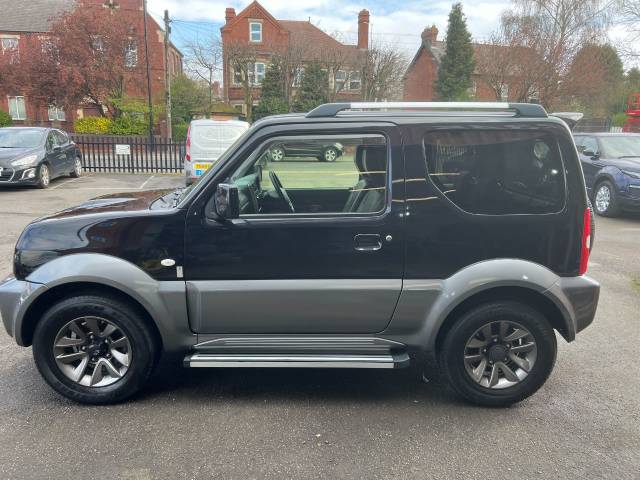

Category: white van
[184, 119, 249, 185]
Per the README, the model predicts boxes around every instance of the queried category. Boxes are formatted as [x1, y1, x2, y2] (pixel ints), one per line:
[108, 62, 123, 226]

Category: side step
[184, 352, 410, 369]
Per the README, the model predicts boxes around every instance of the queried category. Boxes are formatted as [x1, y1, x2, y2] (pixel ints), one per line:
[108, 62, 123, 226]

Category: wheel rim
[53, 316, 132, 387]
[325, 149, 337, 162]
[595, 185, 610, 212]
[271, 148, 284, 161]
[463, 320, 537, 390]
[75, 158, 82, 176]
[41, 165, 49, 186]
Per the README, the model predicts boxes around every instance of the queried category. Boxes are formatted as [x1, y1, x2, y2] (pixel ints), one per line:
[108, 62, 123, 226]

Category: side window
[424, 130, 566, 215]
[45, 132, 56, 151]
[228, 135, 388, 216]
[53, 131, 68, 145]
[581, 137, 599, 155]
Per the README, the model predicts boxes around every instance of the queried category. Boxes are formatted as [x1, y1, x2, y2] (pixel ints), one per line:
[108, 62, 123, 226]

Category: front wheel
[36, 163, 50, 189]
[439, 301, 557, 407]
[593, 180, 620, 217]
[32, 294, 157, 404]
[322, 147, 338, 162]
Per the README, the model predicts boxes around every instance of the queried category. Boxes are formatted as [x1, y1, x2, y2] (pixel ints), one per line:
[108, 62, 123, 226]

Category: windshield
[0, 129, 44, 148]
[177, 126, 254, 204]
[599, 136, 640, 158]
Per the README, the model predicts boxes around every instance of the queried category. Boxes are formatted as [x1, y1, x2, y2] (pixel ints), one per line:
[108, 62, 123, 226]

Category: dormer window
[249, 22, 262, 43]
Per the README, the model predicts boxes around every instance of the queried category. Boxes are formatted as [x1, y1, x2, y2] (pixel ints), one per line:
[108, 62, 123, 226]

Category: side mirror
[53, 145, 62, 153]
[213, 183, 240, 220]
[583, 149, 599, 158]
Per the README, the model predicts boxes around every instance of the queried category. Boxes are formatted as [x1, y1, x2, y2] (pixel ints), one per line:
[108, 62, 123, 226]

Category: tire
[439, 301, 557, 407]
[36, 163, 50, 189]
[32, 294, 157, 404]
[322, 147, 338, 162]
[270, 146, 285, 162]
[593, 180, 620, 217]
[70, 156, 82, 178]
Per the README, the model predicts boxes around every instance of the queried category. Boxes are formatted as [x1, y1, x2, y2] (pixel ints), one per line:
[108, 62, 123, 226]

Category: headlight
[622, 170, 640, 180]
[11, 154, 38, 167]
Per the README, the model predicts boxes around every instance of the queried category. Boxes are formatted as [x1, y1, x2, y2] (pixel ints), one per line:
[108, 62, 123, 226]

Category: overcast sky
[147, 0, 634, 68]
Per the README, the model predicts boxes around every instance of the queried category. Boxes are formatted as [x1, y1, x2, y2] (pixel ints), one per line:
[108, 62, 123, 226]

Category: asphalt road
[0, 174, 638, 480]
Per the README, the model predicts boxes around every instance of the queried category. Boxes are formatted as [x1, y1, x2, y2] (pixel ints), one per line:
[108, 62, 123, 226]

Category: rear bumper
[544, 275, 600, 341]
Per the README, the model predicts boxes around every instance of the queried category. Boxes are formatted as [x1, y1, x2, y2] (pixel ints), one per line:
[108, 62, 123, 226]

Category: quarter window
[249, 22, 262, 42]
[228, 135, 388, 216]
[424, 130, 565, 215]
[8, 96, 26, 120]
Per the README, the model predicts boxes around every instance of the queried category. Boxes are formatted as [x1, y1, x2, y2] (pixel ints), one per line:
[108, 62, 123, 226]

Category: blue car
[573, 133, 640, 216]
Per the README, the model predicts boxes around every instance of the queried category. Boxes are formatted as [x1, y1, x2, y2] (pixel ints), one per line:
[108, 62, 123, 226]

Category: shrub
[108, 116, 147, 135]
[74, 116, 112, 134]
[172, 121, 188, 141]
[612, 112, 628, 128]
[0, 110, 13, 127]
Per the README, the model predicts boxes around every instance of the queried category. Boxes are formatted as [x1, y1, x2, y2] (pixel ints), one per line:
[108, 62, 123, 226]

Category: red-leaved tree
[12, 5, 146, 117]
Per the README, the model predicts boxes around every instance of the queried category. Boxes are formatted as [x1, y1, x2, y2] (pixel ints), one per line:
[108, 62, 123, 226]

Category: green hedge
[0, 110, 13, 127]
[172, 121, 188, 141]
[74, 117, 112, 134]
[108, 116, 147, 135]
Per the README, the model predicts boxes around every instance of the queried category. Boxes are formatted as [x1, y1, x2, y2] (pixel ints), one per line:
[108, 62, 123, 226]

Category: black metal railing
[71, 135, 186, 173]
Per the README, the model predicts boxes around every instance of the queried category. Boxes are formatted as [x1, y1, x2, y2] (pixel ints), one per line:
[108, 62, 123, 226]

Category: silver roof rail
[306, 102, 548, 118]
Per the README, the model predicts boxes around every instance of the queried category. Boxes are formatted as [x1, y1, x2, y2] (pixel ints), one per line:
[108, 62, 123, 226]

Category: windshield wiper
[618, 156, 640, 159]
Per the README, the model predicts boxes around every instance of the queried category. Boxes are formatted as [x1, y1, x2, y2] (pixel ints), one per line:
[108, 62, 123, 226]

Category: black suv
[0, 102, 599, 406]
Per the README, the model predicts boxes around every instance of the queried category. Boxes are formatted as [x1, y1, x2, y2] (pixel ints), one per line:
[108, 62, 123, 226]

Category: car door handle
[354, 234, 382, 252]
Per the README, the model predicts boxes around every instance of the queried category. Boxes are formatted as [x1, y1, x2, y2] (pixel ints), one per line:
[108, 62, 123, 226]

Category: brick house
[403, 26, 515, 102]
[221, 1, 369, 114]
[0, 0, 183, 133]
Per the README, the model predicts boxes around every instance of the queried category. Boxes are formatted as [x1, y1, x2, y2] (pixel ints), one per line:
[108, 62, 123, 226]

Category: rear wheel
[439, 301, 557, 407]
[270, 146, 285, 162]
[32, 294, 157, 404]
[593, 180, 620, 217]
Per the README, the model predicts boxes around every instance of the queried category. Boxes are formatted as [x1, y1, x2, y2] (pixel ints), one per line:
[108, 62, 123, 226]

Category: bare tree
[359, 43, 408, 101]
[183, 35, 222, 113]
[619, 0, 640, 59]
[225, 40, 258, 121]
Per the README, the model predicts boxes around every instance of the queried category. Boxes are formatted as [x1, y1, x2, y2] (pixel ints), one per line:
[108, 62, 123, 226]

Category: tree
[435, 3, 476, 100]
[619, 0, 640, 59]
[171, 74, 208, 123]
[11, 6, 145, 119]
[254, 58, 289, 119]
[183, 35, 222, 114]
[359, 44, 408, 101]
[292, 62, 328, 112]
[225, 40, 258, 121]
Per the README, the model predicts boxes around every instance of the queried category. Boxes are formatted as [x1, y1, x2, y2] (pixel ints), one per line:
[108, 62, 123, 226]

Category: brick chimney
[422, 25, 438, 46]
[358, 9, 369, 50]
[225, 7, 236, 23]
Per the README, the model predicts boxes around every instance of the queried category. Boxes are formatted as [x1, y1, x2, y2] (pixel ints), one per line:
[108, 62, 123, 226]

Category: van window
[423, 130, 565, 215]
[190, 124, 247, 159]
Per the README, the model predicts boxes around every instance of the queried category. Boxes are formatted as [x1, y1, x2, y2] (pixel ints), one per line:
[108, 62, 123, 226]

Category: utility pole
[142, 0, 154, 146]
[163, 9, 173, 139]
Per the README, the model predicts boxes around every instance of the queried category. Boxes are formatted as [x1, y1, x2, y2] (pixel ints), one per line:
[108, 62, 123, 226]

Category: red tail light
[579, 207, 591, 275]
[185, 125, 191, 162]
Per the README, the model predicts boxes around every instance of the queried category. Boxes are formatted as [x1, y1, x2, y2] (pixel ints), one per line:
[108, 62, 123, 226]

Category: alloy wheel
[53, 316, 132, 387]
[271, 148, 284, 162]
[324, 148, 337, 162]
[595, 184, 610, 213]
[463, 320, 537, 389]
[40, 165, 50, 187]
[74, 158, 82, 176]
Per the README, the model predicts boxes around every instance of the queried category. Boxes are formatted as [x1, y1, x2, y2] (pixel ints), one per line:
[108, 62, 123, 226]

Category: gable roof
[221, 1, 286, 34]
[0, 0, 74, 33]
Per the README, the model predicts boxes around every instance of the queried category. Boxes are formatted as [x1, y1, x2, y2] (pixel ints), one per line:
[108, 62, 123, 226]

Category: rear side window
[423, 130, 566, 215]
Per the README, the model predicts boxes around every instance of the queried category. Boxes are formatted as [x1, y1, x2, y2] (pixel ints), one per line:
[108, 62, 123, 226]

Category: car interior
[424, 131, 565, 215]
[229, 139, 388, 215]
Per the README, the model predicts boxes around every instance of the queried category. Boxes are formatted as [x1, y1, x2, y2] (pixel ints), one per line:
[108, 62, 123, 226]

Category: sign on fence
[115, 144, 131, 156]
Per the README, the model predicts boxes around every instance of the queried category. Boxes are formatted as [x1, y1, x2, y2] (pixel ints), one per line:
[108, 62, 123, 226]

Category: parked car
[184, 119, 249, 185]
[0, 102, 599, 407]
[0, 127, 82, 188]
[269, 141, 344, 162]
[573, 133, 640, 216]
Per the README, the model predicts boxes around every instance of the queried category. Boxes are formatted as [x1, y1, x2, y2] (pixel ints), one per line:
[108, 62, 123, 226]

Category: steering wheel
[269, 170, 295, 213]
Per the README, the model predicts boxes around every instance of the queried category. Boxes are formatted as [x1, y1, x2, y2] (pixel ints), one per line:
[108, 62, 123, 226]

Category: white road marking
[139, 175, 155, 190]
[50, 177, 81, 190]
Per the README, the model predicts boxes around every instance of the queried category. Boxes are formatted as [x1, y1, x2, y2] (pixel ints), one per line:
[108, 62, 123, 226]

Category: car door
[184, 124, 405, 334]
[54, 130, 74, 172]
[577, 136, 602, 194]
[45, 131, 67, 177]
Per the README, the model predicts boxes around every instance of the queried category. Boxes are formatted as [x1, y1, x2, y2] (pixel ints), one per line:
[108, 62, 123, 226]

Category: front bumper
[0, 275, 46, 344]
[0, 166, 39, 185]
[544, 275, 600, 341]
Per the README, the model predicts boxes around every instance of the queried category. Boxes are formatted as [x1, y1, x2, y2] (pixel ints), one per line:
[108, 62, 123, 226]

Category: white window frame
[254, 62, 265, 85]
[468, 80, 477, 97]
[124, 40, 138, 67]
[499, 83, 509, 101]
[249, 21, 262, 43]
[348, 71, 361, 91]
[8, 96, 26, 120]
[48, 105, 66, 121]
[1, 36, 18, 54]
[335, 70, 347, 92]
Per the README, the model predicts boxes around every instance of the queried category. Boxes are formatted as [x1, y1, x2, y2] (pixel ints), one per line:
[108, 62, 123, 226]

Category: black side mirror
[583, 149, 599, 158]
[52, 146, 62, 153]
[214, 183, 240, 220]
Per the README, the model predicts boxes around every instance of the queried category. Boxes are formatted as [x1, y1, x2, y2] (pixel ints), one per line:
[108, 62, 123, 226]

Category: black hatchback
[0, 127, 83, 188]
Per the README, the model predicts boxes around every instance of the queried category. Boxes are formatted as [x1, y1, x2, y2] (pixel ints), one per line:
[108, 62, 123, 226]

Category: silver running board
[184, 353, 409, 369]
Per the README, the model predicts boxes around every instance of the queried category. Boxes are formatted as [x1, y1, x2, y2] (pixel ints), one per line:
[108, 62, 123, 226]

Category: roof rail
[306, 102, 548, 119]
